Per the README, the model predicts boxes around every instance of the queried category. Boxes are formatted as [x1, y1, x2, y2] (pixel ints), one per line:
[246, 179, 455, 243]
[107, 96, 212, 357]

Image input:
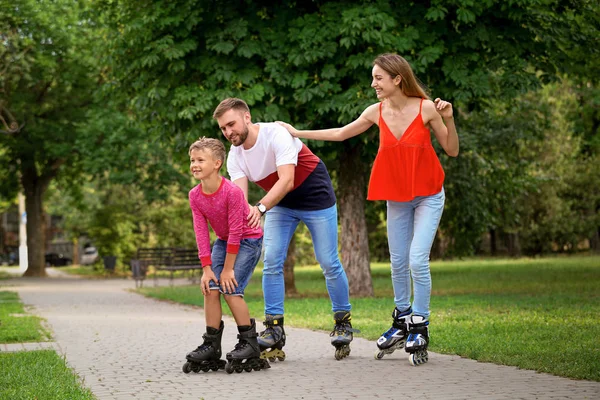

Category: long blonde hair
[373, 53, 430, 99]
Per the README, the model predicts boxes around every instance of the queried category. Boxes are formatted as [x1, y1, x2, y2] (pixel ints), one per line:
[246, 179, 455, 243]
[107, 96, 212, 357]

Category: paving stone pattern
[3, 271, 599, 400]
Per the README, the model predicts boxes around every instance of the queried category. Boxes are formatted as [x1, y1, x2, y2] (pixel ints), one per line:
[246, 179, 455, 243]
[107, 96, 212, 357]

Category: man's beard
[231, 125, 249, 146]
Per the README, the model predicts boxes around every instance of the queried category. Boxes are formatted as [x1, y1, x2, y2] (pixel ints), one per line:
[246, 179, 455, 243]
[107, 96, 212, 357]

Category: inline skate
[225, 319, 271, 374]
[374, 307, 412, 360]
[330, 311, 359, 360]
[183, 320, 227, 373]
[405, 315, 429, 366]
[258, 314, 286, 362]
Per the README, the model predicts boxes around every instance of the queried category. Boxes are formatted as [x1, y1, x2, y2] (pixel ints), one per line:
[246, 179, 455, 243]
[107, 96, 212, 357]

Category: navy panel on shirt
[278, 160, 336, 211]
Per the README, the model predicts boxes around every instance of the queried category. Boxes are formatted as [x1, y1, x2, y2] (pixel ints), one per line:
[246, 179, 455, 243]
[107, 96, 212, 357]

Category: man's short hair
[212, 98, 250, 120]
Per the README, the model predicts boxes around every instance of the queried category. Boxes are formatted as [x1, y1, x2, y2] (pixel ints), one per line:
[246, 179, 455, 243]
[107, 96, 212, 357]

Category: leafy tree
[0, 0, 101, 276]
[97, 0, 598, 294]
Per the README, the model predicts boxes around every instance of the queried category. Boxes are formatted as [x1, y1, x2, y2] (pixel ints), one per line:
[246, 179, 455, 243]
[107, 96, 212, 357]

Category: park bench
[130, 247, 201, 288]
[154, 248, 202, 287]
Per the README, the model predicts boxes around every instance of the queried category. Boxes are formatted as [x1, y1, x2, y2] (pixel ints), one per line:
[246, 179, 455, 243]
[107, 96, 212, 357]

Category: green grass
[0, 271, 12, 280]
[0, 292, 93, 399]
[138, 255, 600, 381]
[0, 291, 51, 343]
[0, 350, 95, 400]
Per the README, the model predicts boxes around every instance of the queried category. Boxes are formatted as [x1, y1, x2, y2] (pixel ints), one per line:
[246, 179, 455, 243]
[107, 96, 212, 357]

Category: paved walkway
[2, 269, 599, 400]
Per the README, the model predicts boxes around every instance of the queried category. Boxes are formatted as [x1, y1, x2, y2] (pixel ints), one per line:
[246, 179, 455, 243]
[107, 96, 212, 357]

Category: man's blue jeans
[387, 188, 445, 319]
[262, 204, 351, 315]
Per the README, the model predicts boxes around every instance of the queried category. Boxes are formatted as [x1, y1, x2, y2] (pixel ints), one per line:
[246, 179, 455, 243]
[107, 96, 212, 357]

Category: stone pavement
[2, 270, 599, 400]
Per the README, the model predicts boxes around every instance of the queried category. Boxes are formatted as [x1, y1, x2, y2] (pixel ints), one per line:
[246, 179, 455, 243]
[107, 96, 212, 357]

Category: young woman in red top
[278, 53, 459, 366]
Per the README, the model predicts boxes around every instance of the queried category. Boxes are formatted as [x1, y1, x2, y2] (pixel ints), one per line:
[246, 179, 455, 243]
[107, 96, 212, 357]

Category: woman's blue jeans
[262, 204, 351, 315]
[387, 188, 445, 318]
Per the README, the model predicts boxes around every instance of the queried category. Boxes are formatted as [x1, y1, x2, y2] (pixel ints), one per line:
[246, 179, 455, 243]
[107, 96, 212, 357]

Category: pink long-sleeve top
[189, 177, 263, 267]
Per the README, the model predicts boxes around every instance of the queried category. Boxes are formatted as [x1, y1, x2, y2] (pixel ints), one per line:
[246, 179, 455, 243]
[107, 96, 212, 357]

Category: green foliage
[96, 0, 600, 259]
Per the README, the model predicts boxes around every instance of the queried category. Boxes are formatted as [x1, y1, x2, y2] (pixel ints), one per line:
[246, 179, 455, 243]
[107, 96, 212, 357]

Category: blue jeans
[387, 188, 445, 319]
[262, 204, 351, 315]
[209, 237, 263, 296]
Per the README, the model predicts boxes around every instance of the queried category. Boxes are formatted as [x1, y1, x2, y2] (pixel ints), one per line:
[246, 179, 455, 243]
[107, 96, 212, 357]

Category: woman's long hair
[373, 53, 430, 100]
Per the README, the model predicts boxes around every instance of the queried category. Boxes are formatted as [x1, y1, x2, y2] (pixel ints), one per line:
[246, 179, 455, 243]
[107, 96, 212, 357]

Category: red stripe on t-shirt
[256, 144, 320, 191]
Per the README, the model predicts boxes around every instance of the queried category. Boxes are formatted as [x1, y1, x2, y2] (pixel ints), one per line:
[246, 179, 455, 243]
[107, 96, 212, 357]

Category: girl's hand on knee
[201, 267, 218, 296]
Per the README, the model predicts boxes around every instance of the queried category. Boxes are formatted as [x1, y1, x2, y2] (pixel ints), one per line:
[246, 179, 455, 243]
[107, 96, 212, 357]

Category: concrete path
[2, 270, 599, 400]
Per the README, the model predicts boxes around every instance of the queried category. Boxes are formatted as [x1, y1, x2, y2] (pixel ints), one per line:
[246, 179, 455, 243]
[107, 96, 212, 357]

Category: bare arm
[232, 176, 250, 201]
[277, 103, 378, 141]
[241, 164, 295, 229]
[424, 98, 459, 157]
[258, 164, 295, 209]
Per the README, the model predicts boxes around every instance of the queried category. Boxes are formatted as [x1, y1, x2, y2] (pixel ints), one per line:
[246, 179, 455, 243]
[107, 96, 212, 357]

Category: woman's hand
[276, 121, 299, 137]
[434, 98, 454, 119]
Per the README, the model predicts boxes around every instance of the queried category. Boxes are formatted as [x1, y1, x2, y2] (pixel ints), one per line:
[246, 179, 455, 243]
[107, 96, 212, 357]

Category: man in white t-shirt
[212, 98, 356, 361]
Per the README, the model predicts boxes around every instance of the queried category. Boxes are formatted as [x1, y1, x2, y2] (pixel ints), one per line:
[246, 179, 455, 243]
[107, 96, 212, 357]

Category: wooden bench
[154, 248, 202, 286]
[130, 247, 201, 287]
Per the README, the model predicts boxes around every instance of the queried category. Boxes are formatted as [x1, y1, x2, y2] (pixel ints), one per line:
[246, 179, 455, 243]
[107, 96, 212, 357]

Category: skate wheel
[409, 353, 417, 366]
[182, 362, 192, 374]
[225, 363, 234, 374]
[277, 354, 286, 361]
[244, 366, 252, 372]
[408, 350, 428, 366]
[235, 366, 243, 373]
[374, 350, 385, 360]
[268, 357, 275, 362]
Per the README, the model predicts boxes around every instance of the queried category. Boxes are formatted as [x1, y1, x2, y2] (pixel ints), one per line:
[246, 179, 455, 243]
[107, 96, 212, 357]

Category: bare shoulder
[361, 102, 381, 124]
[421, 99, 437, 113]
[421, 99, 439, 123]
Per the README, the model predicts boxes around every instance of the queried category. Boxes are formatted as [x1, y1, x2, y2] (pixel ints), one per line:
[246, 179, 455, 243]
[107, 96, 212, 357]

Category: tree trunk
[21, 166, 49, 277]
[590, 227, 600, 253]
[0, 216, 5, 255]
[72, 237, 79, 265]
[490, 228, 497, 256]
[284, 232, 297, 296]
[338, 141, 373, 296]
[506, 232, 521, 258]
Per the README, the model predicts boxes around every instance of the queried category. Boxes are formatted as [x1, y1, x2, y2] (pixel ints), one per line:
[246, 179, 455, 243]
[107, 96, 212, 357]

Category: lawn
[138, 255, 600, 381]
[0, 290, 94, 399]
[0, 350, 95, 400]
[0, 291, 50, 343]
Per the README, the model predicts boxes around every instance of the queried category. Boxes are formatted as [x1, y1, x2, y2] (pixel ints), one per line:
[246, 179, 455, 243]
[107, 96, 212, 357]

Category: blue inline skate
[374, 307, 412, 360]
[405, 315, 429, 366]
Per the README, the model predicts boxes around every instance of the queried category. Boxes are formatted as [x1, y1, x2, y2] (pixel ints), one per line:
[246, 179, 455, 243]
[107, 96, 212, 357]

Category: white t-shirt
[228, 122, 303, 183]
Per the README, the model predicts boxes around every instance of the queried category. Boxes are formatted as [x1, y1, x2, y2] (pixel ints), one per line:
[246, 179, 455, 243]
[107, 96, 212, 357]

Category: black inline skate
[374, 307, 412, 360]
[330, 311, 359, 360]
[183, 320, 227, 373]
[225, 319, 271, 374]
[405, 315, 429, 366]
[258, 314, 286, 362]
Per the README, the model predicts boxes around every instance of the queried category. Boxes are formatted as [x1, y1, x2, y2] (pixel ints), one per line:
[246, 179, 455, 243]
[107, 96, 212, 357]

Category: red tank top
[367, 99, 445, 202]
